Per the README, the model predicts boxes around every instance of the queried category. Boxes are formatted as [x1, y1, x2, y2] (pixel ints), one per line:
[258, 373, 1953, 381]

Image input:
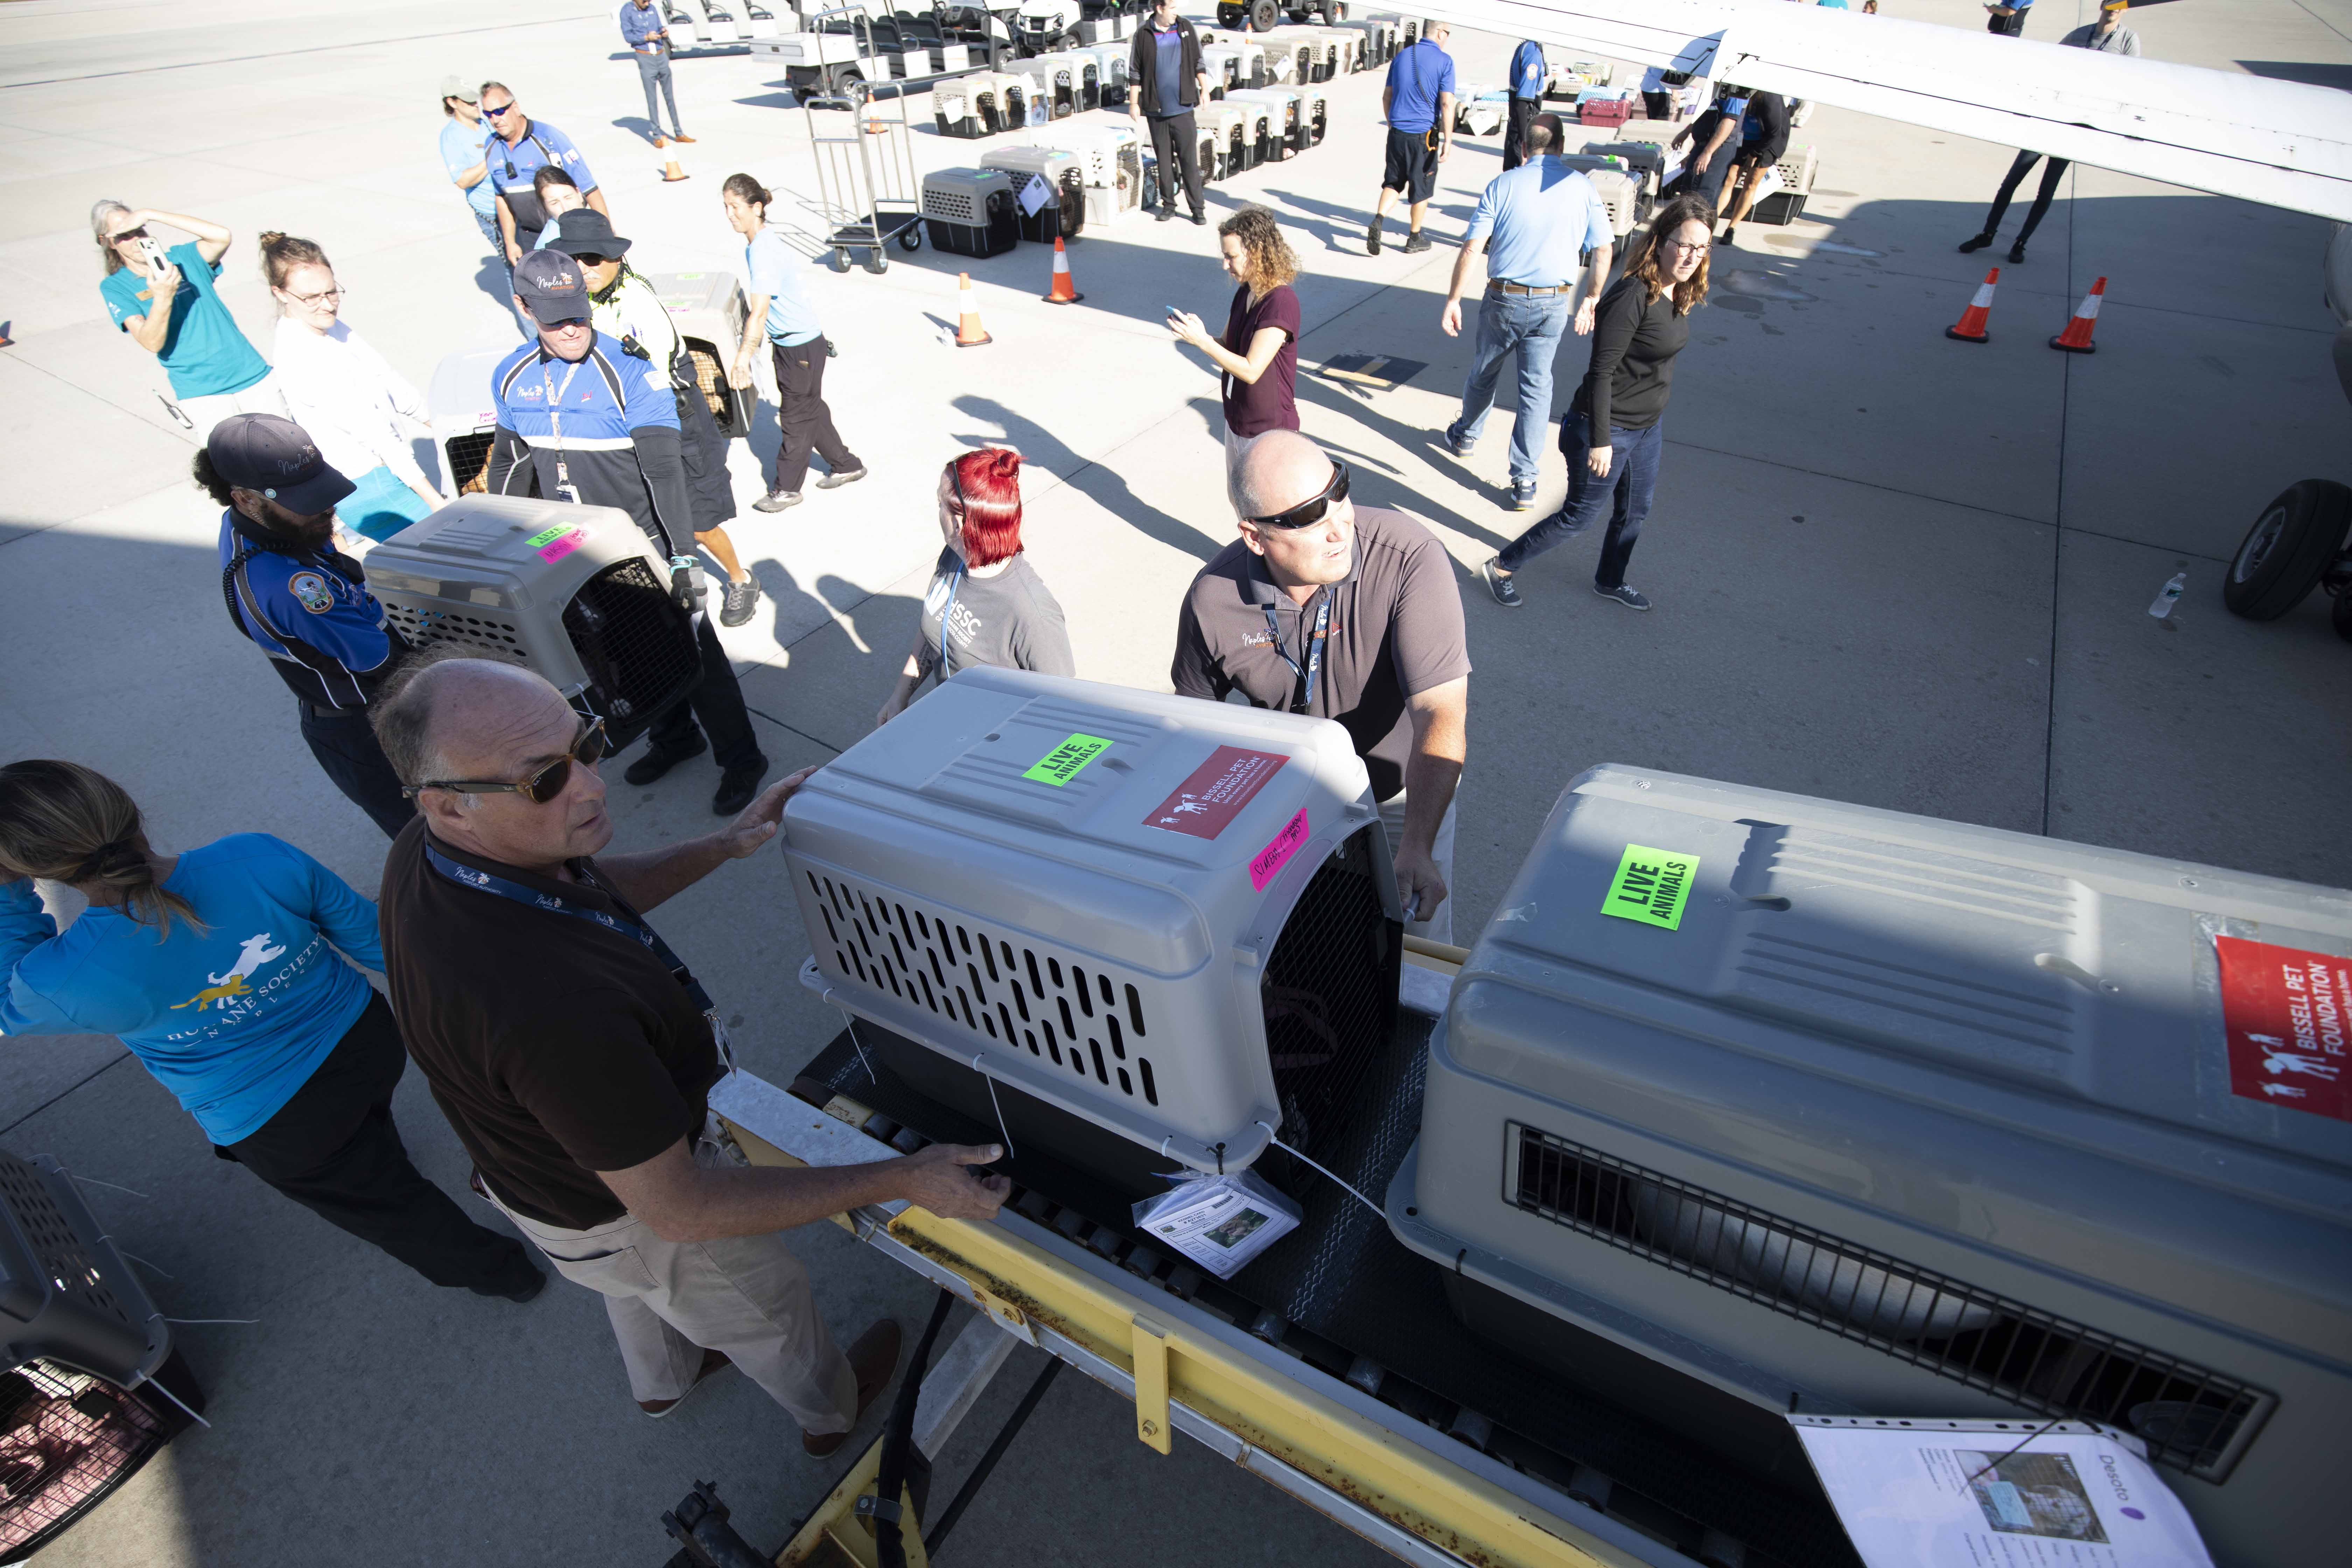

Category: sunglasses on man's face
[484, 102, 516, 117]
[1247, 461, 1351, 530]
[407, 716, 608, 804]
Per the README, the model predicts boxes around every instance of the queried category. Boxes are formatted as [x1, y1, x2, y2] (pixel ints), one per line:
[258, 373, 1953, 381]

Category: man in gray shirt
[1958, 0, 2141, 264]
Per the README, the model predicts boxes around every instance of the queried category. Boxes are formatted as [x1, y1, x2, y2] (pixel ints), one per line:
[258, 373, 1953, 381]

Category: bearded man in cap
[198, 413, 415, 838]
[485, 250, 769, 815]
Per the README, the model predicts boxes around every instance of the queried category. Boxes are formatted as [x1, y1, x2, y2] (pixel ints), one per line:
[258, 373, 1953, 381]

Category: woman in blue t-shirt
[0, 761, 540, 1303]
[90, 201, 284, 443]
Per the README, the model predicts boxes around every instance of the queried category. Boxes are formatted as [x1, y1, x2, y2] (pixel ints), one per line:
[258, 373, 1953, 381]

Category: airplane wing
[1411, 0, 2352, 223]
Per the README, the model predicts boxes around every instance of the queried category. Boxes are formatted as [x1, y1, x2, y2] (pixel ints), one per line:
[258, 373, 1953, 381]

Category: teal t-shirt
[98, 241, 271, 399]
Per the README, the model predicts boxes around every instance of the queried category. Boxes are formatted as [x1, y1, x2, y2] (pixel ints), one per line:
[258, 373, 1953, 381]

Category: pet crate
[1335, 17, 1394, 66]
[0, 1359, 172, 1563]
[642, 269, 755, 439]
[920, 167, 1022, 258]
[359, 496, 703, 750]
[1198, 101, 1249, 181]
[1389, 763, 2352, 1568]
[979, 145, 1087, 244]
[1197, 44, 1241, 99]
[1217, 95, 1273, 169]
[1312, 25, 1360, 75]
[1072, 42, 1126, 102]
[1035, 122, 1142, 225]
[1753, 144, 1819, 225]
[0, 1150, 167, 1391]
[783, 667, 1402, 1177]
[1225, 87, 1304, 159]
[425, 346, 511, 496]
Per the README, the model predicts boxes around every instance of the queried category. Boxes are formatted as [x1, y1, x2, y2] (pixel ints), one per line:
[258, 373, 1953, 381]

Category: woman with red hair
[876, 448, 1075, 725]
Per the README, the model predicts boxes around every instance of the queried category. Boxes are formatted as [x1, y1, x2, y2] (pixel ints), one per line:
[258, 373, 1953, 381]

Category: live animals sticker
[1023, 733, 1112, 786]
[1602, 844, 1699, 931]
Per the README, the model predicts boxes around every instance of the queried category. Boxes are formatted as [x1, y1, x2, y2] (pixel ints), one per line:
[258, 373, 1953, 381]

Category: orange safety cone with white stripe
[1944, 267, 1998, 343]
[954, 273, 992, 348]
[1041, 236, 1084, 304]
[656, 135, 689, 183]
[2050, 276, 2106, 353]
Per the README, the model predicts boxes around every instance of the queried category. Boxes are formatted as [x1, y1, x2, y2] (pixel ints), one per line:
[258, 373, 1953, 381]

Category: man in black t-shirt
[373, 653, 1008, 1444]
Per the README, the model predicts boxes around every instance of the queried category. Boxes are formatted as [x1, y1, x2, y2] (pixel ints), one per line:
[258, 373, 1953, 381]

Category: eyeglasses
[1246, 461, 1351, 530]
[1662, 238, 1711, 254]
[483, 102, 516, 117]
[284, 285, 348, 305]
[407, 716, 608, 803]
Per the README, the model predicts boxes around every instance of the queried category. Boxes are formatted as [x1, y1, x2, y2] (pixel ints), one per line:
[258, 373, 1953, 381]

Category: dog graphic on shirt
[171, 932, 287, 1011]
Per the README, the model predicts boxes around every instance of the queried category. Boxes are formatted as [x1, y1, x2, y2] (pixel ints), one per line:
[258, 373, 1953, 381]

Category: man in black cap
[197, 414, 415, 838]
[486, 251, 770, 815]
[546, 208, 760, 628]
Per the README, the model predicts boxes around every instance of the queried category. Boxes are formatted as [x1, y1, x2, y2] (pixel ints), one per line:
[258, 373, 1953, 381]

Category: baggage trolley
[805, 80, 925, 273]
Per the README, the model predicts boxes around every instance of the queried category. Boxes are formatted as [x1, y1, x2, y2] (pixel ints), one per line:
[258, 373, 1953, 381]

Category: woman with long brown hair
[1481, 196, 1715, 613]
[1166, 205, 1303, 499]
[0, 761, 542, 1303]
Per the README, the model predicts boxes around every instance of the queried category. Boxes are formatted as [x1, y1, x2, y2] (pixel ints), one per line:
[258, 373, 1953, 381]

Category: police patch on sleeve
[287, 571, 336, 614]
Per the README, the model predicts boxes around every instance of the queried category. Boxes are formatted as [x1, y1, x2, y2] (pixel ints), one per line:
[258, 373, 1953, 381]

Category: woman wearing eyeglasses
[0, 760, 544, 1304]
[1481, 196, 1715, 613]
[261, 232, 445, 544]
[875, 448, 1074, 727]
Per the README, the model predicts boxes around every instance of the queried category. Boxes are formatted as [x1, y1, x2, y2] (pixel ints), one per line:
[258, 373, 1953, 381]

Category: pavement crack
[0, 1050, 134, 1138]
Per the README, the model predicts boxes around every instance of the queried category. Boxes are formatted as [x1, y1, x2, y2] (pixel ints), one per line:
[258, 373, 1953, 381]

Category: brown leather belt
[1489, 279, 1569, 296]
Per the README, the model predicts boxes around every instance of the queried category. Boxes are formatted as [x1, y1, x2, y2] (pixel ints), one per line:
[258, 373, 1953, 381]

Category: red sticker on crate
[2215, 934, 2350, 1122]
[1142, 746, 1288, 839]
[1249, 809, 1310, 891]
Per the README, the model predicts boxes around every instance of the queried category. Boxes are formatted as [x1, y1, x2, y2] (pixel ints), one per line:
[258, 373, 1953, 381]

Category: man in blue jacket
[1503, 39, 1546, 171]
[485, 252, 769, 815]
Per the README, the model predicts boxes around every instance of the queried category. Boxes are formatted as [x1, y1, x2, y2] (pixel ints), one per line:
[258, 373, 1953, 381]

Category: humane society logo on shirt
[159, 930, 331, 1040]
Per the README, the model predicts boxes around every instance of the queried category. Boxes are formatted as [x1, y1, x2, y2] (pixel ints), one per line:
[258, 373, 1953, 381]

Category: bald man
[370, 654, 1009, 1443]
[1171, 433, 1472, 939]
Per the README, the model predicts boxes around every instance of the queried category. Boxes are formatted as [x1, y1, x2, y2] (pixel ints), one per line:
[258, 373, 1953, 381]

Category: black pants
[1501, 96, 1540, 172]
[299, 705, 412, 840]
[1982, 149, 2068, 243]
[649, 614, 766, 770]
[1148, 110, 1205, 216]
[766, 337, 860, 497]
[1987, 9, 2026, 36]
[219, 994, 532, 1292]
[1642, 89, 1672, 121]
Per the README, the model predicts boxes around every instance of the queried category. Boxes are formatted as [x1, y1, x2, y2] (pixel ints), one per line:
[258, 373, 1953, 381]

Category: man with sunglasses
[485, 251, 769, 814]
[1172, 431, 1471, 939]
[479, 81, 607, 265]
[372, 654, 1010, 1436]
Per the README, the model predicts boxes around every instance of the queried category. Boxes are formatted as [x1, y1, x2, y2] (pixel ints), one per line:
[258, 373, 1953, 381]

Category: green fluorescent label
[1602, 844, 1700, 931]
[525, 524, 572, 548]
[1023, 733, 1113, 787]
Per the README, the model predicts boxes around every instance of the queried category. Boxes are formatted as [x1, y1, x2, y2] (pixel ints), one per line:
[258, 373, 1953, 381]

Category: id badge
[556, 483, 583, 504]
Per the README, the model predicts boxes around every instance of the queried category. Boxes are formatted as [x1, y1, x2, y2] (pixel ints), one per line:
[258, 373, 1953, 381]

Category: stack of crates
[1037, 121, 1142, 226]
[981, 145, 1088, 244]
[1227, 86, 1307, 160]
[921, 167, 1021, 257]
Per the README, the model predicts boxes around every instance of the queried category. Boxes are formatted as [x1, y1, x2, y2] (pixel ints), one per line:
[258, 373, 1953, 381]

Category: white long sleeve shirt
[271, 317, 436, 495]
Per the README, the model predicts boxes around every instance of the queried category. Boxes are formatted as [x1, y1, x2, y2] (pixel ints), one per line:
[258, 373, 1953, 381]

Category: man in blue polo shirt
[1503, 39, 1546, 171]
[479, 80, 608, 262]
[1369, 21, 1454, 254]
[1438, 113, 1615, 511]
[201, 414, 415, 838]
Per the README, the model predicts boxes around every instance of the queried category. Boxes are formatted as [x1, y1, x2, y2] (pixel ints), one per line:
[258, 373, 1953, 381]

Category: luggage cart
[805, 76, 925, 273]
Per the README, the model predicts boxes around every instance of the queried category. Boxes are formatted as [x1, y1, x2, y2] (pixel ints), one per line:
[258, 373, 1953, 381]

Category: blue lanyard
[425, 844, 714, 1016]
[1262, 593, 1330, 714]
[937, 563, 965, 676]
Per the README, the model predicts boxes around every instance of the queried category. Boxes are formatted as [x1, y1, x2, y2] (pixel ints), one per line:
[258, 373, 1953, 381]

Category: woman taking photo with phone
[1166, 205, 1302, 504]
[0, 760, 542, 1303]
[260, 232, 444, 542]
[1480, 196, 1714, 614]
[91, 201, 282, 442]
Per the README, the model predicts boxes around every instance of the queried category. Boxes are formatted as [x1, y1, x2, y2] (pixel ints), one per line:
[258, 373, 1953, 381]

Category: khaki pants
[1378, 788, 1459, 944]
[481, 1137, 857, 1432]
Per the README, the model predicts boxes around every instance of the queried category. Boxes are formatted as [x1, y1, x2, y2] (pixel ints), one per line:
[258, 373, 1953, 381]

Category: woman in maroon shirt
[1167, 205, 1301, 506]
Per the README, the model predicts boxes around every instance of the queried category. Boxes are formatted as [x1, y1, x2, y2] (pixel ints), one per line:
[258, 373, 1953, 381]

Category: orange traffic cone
[1944, 267, 1998, 343]
[1041, 236, 1084, 304]
[657, 136, 689, 183]
[954, 273, 992, 348]
[2050, 276, 2106, 354]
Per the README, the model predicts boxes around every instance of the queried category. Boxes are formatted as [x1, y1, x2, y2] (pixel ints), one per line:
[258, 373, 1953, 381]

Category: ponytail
[0, 761, 203, 940]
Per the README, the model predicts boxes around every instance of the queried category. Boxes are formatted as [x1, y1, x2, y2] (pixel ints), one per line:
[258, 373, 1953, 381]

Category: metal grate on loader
[561, 558, 698, 732]
[1508, 1124, 2273, 1481]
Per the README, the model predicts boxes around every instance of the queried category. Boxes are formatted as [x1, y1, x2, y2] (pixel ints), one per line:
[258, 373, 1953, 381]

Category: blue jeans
[1446, 289, 1570, 485]
[1495, 412, 1663, 588]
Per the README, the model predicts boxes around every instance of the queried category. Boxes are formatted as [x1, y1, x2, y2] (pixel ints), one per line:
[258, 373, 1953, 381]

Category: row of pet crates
[922, 82, 1331, 258]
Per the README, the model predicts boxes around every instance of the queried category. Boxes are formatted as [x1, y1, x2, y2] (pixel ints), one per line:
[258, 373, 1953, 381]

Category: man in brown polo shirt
[1172, 430, 1472, 939]
[371, 654, 1008, 1447]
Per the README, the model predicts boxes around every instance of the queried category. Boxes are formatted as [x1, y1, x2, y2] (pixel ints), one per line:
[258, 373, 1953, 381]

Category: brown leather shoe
[669, 133, 697, 143]
[803, 1318, 902, 1457]
[640, 1346, 732, 1419]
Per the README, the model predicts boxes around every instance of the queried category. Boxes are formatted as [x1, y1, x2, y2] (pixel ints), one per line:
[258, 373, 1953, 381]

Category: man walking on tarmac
[619, 0, 695, 147]
[1128, 0, 1212, 225]
[1369, 21, 1455, 254]
[1502, 38, 1547, 171]
[485, 251, 770, 815]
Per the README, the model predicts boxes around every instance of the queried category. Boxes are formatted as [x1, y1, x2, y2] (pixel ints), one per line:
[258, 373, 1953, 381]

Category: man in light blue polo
[1368, 21, 1455, 254]
[1437, 113, 1614, 511]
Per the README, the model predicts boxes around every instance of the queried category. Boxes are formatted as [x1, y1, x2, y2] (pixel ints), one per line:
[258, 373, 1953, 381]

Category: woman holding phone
[91, 201, 282, 441]
[1165, 205, 1303, 505]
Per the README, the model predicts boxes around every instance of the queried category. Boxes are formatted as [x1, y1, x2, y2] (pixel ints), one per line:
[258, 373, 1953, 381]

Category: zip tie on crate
[1254, 1121, 1382, 1220]
[117, 1249, 173, 1281]
[846, 1018, 880, 1084]
[971, 1054, 1016, 1163]
[70, 1172, 150, 1200]
[166, 1318, 259, 1325]
[137, 1373, 211, 1431]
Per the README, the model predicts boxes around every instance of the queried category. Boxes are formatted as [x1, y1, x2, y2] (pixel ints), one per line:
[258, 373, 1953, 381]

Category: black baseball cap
[546, 208, 632, 259]
[206, 414, 356, 515]
[514, 249, 593, 324]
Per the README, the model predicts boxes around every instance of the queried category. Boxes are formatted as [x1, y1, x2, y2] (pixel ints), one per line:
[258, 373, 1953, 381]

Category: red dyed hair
[949, 447, 1024, 567]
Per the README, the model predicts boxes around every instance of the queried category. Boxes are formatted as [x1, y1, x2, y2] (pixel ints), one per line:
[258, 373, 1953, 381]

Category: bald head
[372, 654, 567, 792]
[1232, 430, 1334, 523]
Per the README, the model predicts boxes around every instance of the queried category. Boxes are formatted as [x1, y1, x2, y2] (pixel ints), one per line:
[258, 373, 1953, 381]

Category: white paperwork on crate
[1132, 1170, 1301, 1279]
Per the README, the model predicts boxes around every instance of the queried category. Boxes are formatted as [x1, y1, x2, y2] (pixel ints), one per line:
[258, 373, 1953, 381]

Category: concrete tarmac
[1, 1, 2348, 1563]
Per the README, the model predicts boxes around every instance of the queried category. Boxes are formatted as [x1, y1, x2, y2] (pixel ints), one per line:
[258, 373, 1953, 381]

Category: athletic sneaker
[816, 465, 867, 490]
[1365, 220, 1382, 254]
[719, 576, 762, 627]
[1510, 479, 1539, 511]
[1594, 583, 1652, 612]
[1481, 559, 1522, 608]
[753, 489, 803, 512]
[1444, 429, 1474, 459]
[1958, 233, 1994, 253]
[1401, 231, 1431, 254]
[2008, 240, 2028, 264]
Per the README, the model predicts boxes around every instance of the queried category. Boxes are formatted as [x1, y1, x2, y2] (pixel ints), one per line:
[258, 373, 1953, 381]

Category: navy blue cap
[514, 249, 593, 324]
[205, 413, 356, 516]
